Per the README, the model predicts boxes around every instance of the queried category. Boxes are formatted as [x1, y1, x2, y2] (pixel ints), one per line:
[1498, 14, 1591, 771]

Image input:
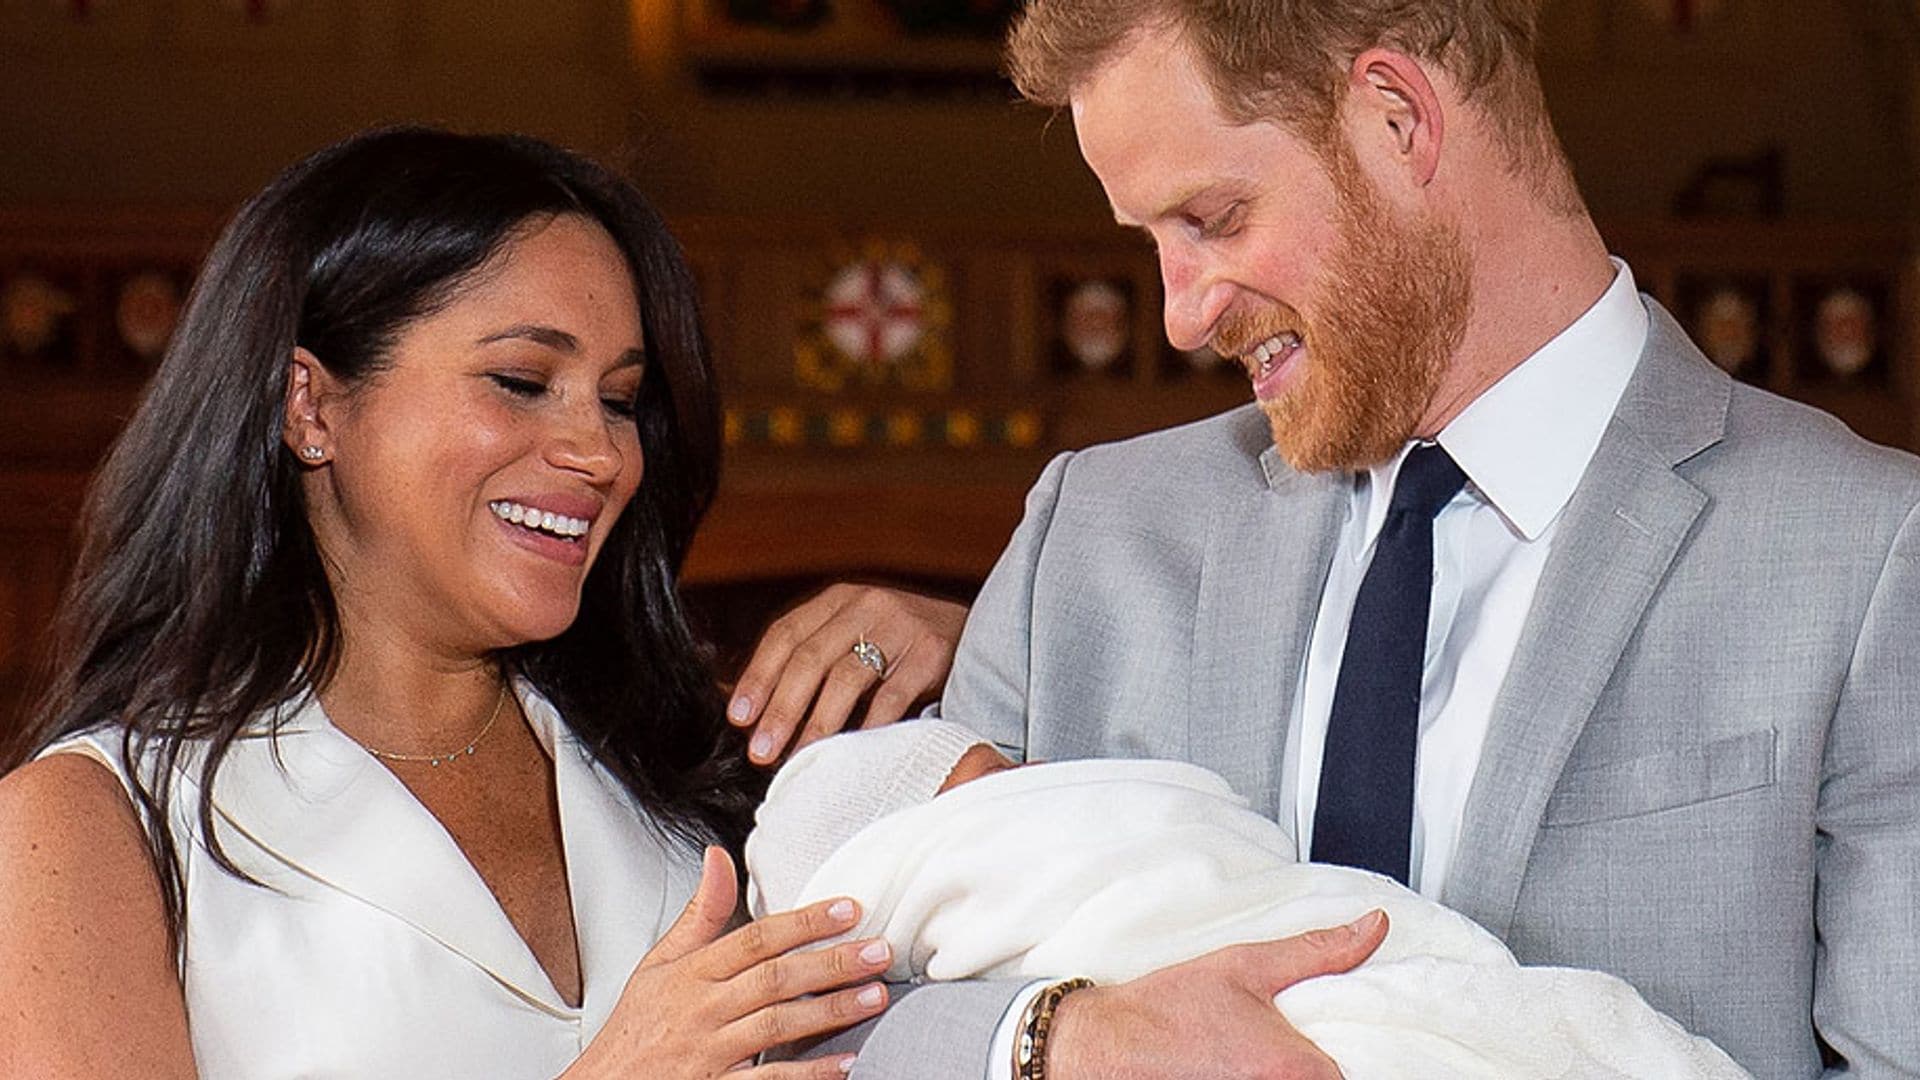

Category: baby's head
[745, 720, 1016, 915]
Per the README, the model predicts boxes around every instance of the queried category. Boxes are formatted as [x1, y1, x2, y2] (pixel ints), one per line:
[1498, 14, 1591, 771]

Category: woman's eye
[600, 395, 637, 420]
[488, 374, 546, 398]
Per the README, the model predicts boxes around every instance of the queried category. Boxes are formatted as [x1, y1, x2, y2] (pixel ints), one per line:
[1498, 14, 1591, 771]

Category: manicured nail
[1349, 909, 1386, 936]
[750, 732, 774, 760]
[728, 695, 752, 723]
[838, 1054, 858, 1073]
[828, 899, 857, 923]
[856, 984, 885, 1008]
[859, 939, 890, 965]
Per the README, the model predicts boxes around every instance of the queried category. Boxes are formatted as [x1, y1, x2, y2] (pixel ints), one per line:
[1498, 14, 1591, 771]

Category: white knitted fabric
[745, 720, 991, 916]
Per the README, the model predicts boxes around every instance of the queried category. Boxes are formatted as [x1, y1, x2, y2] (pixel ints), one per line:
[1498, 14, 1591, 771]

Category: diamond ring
[852, 637, 888, 677]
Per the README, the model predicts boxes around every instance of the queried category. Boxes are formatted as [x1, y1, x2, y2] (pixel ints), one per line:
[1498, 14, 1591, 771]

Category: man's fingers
[640, 846, 738, 969]
[1244, 909, 1390, 992]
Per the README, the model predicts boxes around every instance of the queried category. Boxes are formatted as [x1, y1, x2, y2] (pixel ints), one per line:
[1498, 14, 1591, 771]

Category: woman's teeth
[489, 500, 590, 540]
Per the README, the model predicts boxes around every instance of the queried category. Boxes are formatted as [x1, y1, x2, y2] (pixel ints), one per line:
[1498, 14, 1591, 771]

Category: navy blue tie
[1310, 443, 1467, 885]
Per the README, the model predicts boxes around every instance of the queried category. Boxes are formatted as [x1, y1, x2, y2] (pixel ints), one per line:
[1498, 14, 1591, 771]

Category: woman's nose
[544, 402, 624, 483]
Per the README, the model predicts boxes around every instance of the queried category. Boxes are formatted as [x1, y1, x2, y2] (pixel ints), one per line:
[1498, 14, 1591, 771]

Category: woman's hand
[569, 847, 892, 1079]
[727, 584, 968, 765]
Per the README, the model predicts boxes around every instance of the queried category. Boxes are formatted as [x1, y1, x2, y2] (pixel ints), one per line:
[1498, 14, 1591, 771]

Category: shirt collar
[1354, 258, 1648, 545]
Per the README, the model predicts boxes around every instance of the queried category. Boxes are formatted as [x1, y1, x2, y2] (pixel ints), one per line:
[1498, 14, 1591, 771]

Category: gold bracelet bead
[1014, 977, 1096, 1080]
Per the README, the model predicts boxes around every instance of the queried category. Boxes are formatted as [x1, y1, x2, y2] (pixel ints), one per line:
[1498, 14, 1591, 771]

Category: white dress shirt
[987, 262, 1649, 1077]
[1282, 258, 1648, 897]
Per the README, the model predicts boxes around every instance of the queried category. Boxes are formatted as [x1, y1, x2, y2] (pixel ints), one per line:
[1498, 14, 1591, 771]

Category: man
[732, 2, 1920, 1076]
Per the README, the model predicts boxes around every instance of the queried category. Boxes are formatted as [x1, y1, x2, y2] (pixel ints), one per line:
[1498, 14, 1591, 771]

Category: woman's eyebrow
[480, 325, 645, 368]
[477, 323, 578, 351]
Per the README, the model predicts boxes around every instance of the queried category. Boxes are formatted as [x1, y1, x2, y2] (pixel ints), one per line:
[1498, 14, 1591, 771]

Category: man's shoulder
[1054, 402, 1274, 496]
[1711, 381, 1920, 510]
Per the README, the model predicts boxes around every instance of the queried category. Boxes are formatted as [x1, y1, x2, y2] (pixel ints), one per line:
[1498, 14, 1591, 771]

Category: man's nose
[1158, 243, 1233, 354]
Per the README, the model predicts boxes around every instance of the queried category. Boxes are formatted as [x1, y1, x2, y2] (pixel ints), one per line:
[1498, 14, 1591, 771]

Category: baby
[745, 720, 1749, 1080]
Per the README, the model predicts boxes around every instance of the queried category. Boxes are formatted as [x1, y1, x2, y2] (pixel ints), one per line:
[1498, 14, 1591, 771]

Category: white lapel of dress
[1442, 302, 1726, 938]
[523, 686, 700, 1034]
[1189, 430, 1347, 818]
[208, 689, 571, 1015]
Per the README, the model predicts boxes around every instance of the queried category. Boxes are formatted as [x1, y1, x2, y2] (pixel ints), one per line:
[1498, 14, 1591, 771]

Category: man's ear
[1346, 48, 1445, 188]
[282, 347, 337, 465]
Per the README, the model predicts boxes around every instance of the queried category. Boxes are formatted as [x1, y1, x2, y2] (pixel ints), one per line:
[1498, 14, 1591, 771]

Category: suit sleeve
[826, 455, 1078, 1079]
[940, 451, 1074, 763]
[1815, 498, 1920, 1077]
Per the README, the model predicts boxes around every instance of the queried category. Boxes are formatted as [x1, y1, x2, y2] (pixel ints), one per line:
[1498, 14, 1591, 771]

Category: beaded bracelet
[1014, 977, 1096, 1080]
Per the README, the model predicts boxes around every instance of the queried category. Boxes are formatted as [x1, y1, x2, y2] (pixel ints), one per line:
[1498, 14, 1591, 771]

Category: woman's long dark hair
[7, 127, 761, 940]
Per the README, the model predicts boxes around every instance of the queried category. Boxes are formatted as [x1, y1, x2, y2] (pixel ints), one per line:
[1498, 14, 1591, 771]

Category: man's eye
[1199, 205, 1243, 239]
[489, 374, 545, 397]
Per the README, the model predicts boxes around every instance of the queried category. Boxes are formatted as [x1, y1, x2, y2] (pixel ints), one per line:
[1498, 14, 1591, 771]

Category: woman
[0, 128, 888, 1078]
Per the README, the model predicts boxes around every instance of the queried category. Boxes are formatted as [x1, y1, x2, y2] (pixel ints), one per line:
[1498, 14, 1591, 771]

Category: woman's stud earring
[300, 445, 325, 462]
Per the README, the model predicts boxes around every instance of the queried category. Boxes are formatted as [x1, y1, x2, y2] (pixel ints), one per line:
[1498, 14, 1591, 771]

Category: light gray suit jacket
[849, 302, 1920, 1079]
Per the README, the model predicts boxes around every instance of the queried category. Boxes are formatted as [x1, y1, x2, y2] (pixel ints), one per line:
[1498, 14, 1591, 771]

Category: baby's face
[937, 743, 1020, 793]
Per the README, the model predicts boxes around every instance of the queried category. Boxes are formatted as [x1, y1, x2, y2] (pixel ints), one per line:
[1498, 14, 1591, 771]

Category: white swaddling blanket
[749, 756, 1748, 1079]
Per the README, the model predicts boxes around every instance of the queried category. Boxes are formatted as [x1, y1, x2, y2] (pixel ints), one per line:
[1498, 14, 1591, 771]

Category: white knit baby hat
[745, 719, 992, 916]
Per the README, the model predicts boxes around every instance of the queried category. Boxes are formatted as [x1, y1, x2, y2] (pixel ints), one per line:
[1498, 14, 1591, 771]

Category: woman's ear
[283, 347, 335, 466]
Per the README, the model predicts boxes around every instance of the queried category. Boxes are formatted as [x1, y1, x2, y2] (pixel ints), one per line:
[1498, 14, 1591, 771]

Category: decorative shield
[1814, 289, 1877, 377]
[797, 240, 952, 393]
[1059, 280, 1129, 372]
[2, 273, 78, 356]
[1696, 287, 1760, 374]
[115, 271, 183, 360]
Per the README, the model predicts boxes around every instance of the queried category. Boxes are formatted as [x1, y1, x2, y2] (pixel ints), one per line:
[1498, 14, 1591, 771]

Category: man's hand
[727, 584, 969, 765]
[1047, 911, 1389, 1080]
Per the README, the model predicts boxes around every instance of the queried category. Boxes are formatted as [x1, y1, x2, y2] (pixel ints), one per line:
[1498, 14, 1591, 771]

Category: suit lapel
[1190, 439, 1346, 817]
[1443, 302, 1727, 935]
[209, 687, 573, 1015]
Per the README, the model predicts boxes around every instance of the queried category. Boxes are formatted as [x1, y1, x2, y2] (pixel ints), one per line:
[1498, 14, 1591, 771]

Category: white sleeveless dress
[42, 682, 701, 1079]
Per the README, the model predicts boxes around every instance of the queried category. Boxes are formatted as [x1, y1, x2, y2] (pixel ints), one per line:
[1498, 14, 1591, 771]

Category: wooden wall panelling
[5, 208, 1917, 735]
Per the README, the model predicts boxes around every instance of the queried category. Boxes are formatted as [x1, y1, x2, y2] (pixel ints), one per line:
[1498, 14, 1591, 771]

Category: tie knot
[1388, 444, 1467, 521]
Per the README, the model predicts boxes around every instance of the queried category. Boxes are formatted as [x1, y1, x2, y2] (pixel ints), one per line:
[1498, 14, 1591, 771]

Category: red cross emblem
[823, 261, 927, 365]
[797, 240, 953, 393]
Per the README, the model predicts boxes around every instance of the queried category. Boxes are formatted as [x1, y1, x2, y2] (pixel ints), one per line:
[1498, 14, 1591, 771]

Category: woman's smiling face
[289, 213, 648, 657]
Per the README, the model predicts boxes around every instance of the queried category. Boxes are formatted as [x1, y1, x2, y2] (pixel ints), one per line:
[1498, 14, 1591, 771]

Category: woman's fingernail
[838, 1054, 858, 1073]
[728, 695, 752, 723]
[856, 984, 885, 1008]
[750, 732, 774, 760]
[828, 899, 857, 923]
[859, 939, 890, 965]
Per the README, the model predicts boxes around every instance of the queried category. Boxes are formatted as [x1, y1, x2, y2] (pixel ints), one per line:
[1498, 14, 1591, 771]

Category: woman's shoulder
[0, 752, 199, 1077]
[0, 751, 161, 954]
[0, 748, 149, 876]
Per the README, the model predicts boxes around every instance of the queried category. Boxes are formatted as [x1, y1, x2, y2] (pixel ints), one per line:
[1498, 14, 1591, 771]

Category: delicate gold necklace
[359, 682, 509, 767]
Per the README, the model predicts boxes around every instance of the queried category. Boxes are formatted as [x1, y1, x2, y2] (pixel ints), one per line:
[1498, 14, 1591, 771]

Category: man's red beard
[1218, 151, 1474, 473]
